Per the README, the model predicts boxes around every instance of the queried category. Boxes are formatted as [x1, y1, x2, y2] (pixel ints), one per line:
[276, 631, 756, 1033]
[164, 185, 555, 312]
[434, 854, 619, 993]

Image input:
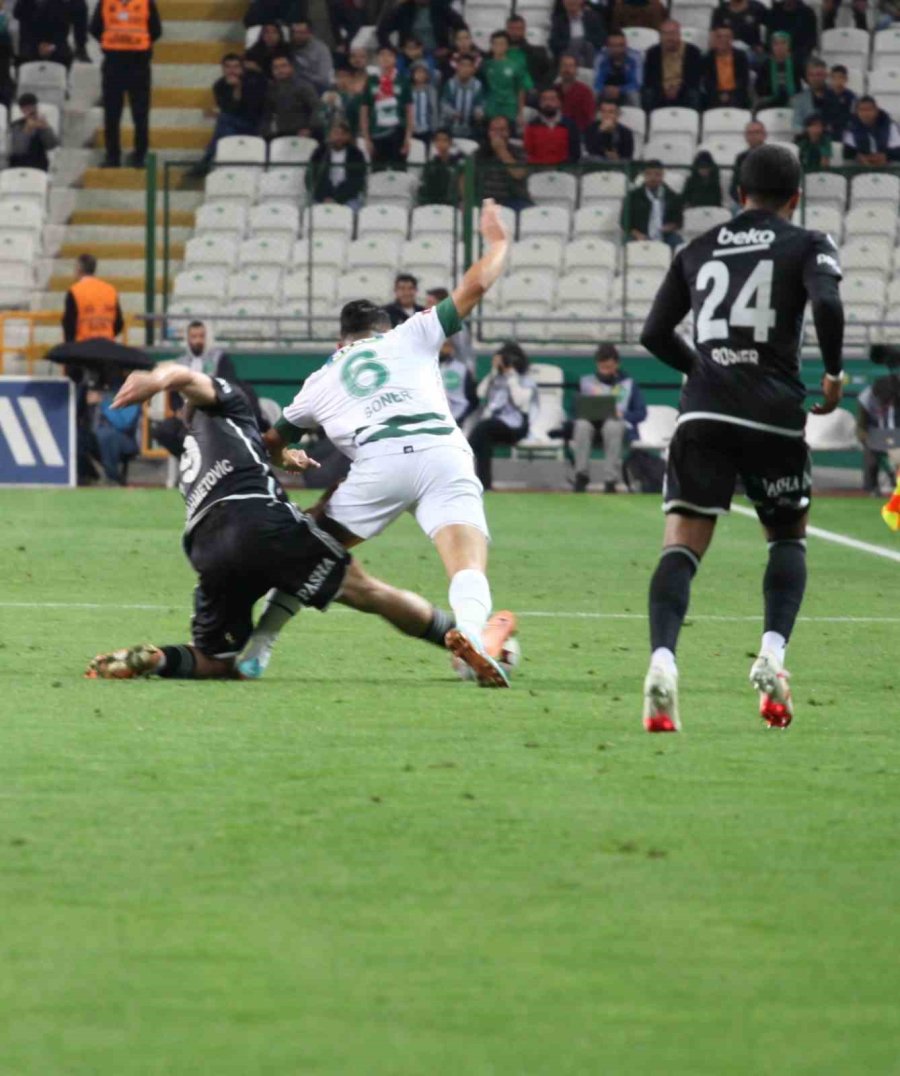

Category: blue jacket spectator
[594, 32, 642, 105]
[843, 96, 900, 164]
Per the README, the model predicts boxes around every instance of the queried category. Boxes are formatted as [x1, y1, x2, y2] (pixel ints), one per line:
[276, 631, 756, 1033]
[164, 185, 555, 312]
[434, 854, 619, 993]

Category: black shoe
[99, 157, 120, 168]
[126, 153, 146, 169]
[573, 473, 589, 493]
[604, 481, 617, 494]
[75, 47, 92, 62]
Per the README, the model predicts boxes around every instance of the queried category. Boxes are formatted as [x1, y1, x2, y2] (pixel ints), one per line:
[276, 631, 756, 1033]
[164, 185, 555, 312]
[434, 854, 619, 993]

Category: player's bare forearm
[451, 199, 510, 319]
[112, 364, 217, 409]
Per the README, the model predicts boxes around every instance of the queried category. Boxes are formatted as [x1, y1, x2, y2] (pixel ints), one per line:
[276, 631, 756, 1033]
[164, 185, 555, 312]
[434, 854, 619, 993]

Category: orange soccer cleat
[85, 644, 164, 680]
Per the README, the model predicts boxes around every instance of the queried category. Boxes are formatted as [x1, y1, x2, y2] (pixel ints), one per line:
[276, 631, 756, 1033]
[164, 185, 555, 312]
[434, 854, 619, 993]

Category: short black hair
[830, 63, 848, 75]
[858, 94, 877, 107]
[427, 287, 449, 301]
[497, 341, 528, 375]
[644, 158, 664, 171]
[395, 272, 418, 288]
[339, 300, 390, 338]
[330, 119, 353, 135]
[77, 252, 97, 275]
[17, 92, 37, 107]
[270, 47, 293, 62]
[596, 342, 619, 363]
[188, 320, 205, 331]
[433, 126, 452, 140]
[490, 30, 510, 42]
[377, 43, 397, 55]
[738, 143, 801, 210]
[222, 52, 241, 64]
[507, 13, 525, 23]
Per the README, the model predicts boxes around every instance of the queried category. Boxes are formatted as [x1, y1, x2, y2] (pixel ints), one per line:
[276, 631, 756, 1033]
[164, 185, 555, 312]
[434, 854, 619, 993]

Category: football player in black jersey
[638, 143, 845, 731]
[86, 363, 462, 681]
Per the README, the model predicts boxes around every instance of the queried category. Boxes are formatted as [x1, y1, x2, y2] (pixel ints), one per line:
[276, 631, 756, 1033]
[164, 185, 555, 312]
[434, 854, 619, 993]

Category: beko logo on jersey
[716, 226, 775, 247]
[711, 347, 759, 366]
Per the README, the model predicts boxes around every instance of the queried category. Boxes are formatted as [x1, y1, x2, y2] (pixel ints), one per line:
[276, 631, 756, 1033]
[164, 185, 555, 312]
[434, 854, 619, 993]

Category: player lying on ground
[638, 143, 845, 731]
[86, 363, 466, 680]
[240, 199, 517, 688]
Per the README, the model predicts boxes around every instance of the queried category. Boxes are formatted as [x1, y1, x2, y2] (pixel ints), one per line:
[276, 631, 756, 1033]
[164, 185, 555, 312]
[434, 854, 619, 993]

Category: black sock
[421, 607, 455, 647]
[157, 645, 198, 679]
[764, 539, 807, 642]
[648, 545, 699, 653]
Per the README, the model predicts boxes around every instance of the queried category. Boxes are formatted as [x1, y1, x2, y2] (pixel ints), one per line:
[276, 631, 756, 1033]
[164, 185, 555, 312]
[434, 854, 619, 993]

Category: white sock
[448, 569, 492, 648]
[651, 647, 677, 675]
[761, 631, 787, 665]
[241, 590, 301, 659]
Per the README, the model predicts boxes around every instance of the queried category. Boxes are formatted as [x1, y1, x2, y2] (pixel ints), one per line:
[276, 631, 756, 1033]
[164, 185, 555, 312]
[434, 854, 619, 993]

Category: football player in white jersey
[240, 199, 516, 687]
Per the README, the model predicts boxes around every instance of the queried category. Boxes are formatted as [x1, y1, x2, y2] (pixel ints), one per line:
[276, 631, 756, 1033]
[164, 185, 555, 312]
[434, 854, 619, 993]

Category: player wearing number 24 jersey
[638, 143, 845, 733]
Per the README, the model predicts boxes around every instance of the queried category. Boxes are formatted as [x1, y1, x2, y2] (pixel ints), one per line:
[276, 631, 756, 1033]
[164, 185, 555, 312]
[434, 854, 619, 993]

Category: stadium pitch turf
[1, 489, 898, 1075]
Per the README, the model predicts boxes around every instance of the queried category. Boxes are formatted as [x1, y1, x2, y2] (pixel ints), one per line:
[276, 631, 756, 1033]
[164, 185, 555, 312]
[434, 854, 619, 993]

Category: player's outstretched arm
[806, 259, 845, 416]
[450, 199, 511, 320]
[112, 363, 217, 409]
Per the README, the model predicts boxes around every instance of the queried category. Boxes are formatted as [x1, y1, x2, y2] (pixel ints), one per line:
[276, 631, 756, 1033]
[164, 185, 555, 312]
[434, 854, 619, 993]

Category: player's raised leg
[644, 512, 715, 732]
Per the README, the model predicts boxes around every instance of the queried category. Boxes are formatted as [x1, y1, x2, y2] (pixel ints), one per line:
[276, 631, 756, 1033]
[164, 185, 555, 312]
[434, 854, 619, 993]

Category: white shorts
[325, 446, 489, 542]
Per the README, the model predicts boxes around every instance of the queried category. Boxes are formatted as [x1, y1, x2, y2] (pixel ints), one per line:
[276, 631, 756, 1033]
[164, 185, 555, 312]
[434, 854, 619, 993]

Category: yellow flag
[882, 476, 900, 531]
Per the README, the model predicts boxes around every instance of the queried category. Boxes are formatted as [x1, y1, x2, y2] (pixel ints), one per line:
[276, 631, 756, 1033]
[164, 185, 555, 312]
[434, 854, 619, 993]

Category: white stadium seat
[346, 236, 403, 269]
[0, 168, 49, 207]
[228, 266, 283, 300]
[184, 234, 239, 270]
[821, 27, 870, 62]
[618, 106, 647, 140]
[194, 202, 247, 236]
[411, 204, 458, 238]
[803, 171, 847, 210]
[800, 204, 843, 243]
[173, 268, 228, 300]
[841, 238, 892, 275]
[701, 108, 752, 138]
[292, 235, 348, 270]
[0, 262, 33, 305]
[755, 107, 793, 137]
[573, 203, 620, 238]
[842, 274, 888, 307]
[501, 270, 557, 308]
[356, 203, 409, 240]
[268, 135, 319, 165]
[682, 205, 731, 238]
[563, 237, 618, 273]
[697, 137, 744, 167]
[649, 106, 700, 140]
[642, 135, 695, 167]
[406, 139, 427, 165]
[401, 236, 454, 274]
[527, 171, 578, 209]
[559, 269, 615, 303]
[257, 168, 305, 204]
[850, 172, 900, 207]
[305, 202, 355, 239]
[623, 240, 671, 270]
[512, 363, 565, 455]
[623, 26, 659, 51]
[867, 68, 900, 96]
[17, 61, 67, 110]
[336, 269, 393, 305]
[887, 278, 900, 308]
[367, 170, 417, 206]
[633, 405, 678, 450]
[509, 237, 564, 273]
[205, 168, 258, 203]
[166, 299, 219, 340]
[217, 299, 272, 342]
[214, 135, 266, 166]
[248, 201, 300, 238]
[0, 233, 36, 265]
[518, 205, 571, 241]
[874, 26, 900, 63]
[239, 235, 291, 269]
[0, 199, 44, 233]
[844, 204, 898, 241]
[580, 170, 628, 204]
[281, 267, 338, 302]
[613, 270, 665, 302]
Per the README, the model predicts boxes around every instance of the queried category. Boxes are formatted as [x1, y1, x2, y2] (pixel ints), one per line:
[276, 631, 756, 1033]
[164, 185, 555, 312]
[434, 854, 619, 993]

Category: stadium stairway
[35, 0, 246, 338]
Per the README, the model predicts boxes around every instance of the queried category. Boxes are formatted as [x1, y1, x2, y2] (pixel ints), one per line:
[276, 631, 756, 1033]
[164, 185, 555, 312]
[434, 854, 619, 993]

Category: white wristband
[824, 372, 843, 383]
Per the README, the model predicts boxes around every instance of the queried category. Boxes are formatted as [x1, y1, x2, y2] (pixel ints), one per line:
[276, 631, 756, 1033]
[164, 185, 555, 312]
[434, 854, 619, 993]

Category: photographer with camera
[468, 341, 538, 491]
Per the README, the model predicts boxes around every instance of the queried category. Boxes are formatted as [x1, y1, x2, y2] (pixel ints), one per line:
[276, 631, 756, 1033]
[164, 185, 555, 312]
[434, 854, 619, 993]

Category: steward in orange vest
[62, 254, 125, 343]
[90, 0, 162, 169]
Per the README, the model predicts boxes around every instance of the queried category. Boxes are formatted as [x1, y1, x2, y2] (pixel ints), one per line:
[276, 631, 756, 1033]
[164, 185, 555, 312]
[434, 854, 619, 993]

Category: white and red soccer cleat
[749, 651, 794, 728]
[642, 663, 681, 732]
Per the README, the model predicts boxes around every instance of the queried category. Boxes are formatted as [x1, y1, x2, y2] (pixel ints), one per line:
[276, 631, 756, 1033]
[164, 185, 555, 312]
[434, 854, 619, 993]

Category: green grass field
[1, 489, 899, 1075]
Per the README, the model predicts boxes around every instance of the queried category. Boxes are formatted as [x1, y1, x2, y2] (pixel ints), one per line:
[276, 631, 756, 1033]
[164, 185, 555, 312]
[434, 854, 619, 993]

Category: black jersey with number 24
[652, 208, 842, 434]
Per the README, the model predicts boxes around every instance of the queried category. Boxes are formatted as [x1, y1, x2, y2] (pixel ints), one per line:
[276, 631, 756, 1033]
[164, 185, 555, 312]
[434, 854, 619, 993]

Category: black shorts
[186, 498, 350, 658]
[664, 418, 811, 526]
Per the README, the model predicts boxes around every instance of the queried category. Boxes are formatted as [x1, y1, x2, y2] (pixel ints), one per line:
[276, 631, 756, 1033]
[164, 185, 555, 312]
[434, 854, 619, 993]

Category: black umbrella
[46, 337, 154, 373]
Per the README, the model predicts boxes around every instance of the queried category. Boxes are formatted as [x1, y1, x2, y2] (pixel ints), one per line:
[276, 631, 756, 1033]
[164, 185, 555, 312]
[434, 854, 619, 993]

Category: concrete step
[158, 0, 246, 19]
[161, 20, 244, 42]
[95, 125, 211, 150]
[154, 64, 221, 88]
[80, 166, 205, 191]
[70, 207, 197, 227]
[155, 40, 235, 64]
[58, 241, 186, 260]
[48, 268, 176, 292]
[35, 290, 148, 314]
[153, 86, 215, 109]
[62, 224, 192, 246]
[73, 188, 202, 212]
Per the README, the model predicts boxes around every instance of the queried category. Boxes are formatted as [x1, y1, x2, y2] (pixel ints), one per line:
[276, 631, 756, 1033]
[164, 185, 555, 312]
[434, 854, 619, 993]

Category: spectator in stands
[469, 342, 537, 491]
[360, 45, 413, 169]
[523, 86, 581, 165]
[621, 159, 683, 249]
[476, 115, 531, 211]
[288, 20, 334, 94]
[91, 0, 162, 170]
[376, 0, 466, 62]
[63, 253, 124, 343]
[765, 0, 817, 72]
[410, 61, 440, 147]
[728, 118, 766, 201]
[331, 0, 367, 60]
[877, 0, 900, 27]
[754, 32, 797, 109]
[384, 273, 424, 327]
[829, 64, 857, 137]
[821, 0, 868, 30]
[308, 120, 367, 209]
[556, 53, 596, 133]
[857, 374, 900, 494]
[194, 53, 266, 174]
[90, 381, 140, 486]
[440, 53, 485, 139]
[593, 31, 642, 106]
[795, 112, 833, 170]
[243, 22, 284, 77]
[439, 337, 479, 425]
[0, 15, 14, 109]
[843, 95, 900, 165]
[507, 13, 553, 91]
[259, 51, 320, 139]
[417, 128, 461, 204]
[442, 27, 483, 81]
[320, 63, 366, 135]
[14, 0, 89, 68]
[549, 0, 607, 68]
[710, 0, 767, 64]
[398, 35, 436, 80]
[566, 342, 647, 493]
[483, 30, 531, 132]
[583, 97, 634, 160]
[682, 149, 722, 207]
[8, 92, 59, 170]
[791, 58, 841, 137]
[701, 26, 750, 109]
[426, 285, 476, 369]
[641, 19, 702, 112]
[244, 0, 302, 27]
[609, 0, 667, 34]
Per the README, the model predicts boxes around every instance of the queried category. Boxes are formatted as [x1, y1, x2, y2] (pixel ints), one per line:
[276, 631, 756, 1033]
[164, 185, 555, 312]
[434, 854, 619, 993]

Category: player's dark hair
[427, 287, 449, 301]
[395, 272, 418, 288]
[339, 300, 390, 338]
[738, 144, 801, 210]
[77, 252, 97, 275]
